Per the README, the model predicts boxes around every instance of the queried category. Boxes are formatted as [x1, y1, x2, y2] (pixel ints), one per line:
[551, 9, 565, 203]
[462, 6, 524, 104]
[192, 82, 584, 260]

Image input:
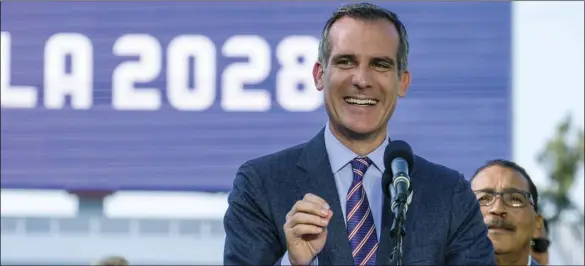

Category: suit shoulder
[414, 155, 466, 184]
[238, 141, 307, 175]
[230, 142, 307, 197]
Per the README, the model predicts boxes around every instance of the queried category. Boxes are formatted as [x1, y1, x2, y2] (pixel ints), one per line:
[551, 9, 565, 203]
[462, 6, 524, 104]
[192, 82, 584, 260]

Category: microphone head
[382, 140, 415, 198]
[383, 140, 414, 172]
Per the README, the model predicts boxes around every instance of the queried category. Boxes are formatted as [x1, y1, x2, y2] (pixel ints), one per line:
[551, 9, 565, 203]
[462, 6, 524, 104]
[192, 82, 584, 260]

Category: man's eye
[478, 195, 492, 201]
[337, 59, 354, 68]
[511, 196, 524, 202]
[372, 63, 391, 71]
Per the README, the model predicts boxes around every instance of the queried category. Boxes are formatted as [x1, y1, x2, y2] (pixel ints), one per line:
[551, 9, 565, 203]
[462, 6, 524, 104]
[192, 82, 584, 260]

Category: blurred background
[1, 1, 583, 265]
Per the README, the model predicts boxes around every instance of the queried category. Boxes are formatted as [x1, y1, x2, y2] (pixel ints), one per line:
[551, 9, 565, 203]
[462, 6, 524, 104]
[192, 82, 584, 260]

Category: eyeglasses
[473, 189, 534, 208]
[532, 238, 550, 253]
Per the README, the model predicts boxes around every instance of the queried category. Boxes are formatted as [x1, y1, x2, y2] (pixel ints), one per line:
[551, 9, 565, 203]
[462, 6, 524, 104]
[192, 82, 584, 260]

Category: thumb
[320, 226, 328, 237]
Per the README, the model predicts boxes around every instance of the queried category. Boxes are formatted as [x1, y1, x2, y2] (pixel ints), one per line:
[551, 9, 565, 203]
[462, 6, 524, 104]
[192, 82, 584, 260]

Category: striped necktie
[346, 157, 378, 266]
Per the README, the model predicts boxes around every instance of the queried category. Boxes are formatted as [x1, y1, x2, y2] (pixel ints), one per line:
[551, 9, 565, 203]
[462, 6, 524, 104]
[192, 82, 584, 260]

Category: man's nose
[351, 65, 373, 90]
[488, 196, 508, 218]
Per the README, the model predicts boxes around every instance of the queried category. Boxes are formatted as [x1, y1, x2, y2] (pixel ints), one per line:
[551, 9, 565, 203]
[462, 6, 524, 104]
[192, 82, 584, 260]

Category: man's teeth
[344, 98, 377, 106]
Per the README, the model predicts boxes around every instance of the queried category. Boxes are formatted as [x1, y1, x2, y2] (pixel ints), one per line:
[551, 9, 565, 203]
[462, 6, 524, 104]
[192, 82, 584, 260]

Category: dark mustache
[486, 218, 516, 231]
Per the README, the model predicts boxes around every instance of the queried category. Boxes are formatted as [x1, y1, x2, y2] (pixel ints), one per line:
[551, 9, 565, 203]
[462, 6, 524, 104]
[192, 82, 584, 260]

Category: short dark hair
[318, 2, 410, 75]
[471, 159, 539, 212]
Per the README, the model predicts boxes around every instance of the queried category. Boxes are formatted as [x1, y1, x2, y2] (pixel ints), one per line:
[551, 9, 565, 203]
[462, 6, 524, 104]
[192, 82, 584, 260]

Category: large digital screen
[1, 2, 511, 191]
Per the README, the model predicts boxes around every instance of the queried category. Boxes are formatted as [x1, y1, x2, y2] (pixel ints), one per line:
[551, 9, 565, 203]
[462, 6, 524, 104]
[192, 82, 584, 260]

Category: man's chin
[491, 240, 515, 255]
[494, 248, 515, 256]
[340, 118, 385, 133]
[341, 125, 381, 140]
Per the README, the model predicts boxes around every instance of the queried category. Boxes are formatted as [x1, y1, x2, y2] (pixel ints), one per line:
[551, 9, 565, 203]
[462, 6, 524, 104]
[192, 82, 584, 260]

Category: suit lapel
[296, 128, 354, 266]
[377, 192, 395, 265]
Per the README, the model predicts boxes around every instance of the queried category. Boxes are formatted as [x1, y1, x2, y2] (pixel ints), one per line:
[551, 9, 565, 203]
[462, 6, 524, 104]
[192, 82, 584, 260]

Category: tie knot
[351, 157, 373, 175]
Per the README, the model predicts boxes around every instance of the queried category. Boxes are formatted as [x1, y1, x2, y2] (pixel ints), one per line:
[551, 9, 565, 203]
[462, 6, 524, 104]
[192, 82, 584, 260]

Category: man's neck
[328, 122, 388, 156]
[496, 250, 530, 266]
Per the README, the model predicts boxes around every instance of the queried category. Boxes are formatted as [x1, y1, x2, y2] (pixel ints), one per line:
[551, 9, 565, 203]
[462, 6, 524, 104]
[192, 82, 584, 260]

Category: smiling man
[224, 3, 495, 265]
[471, 159, 543, 266]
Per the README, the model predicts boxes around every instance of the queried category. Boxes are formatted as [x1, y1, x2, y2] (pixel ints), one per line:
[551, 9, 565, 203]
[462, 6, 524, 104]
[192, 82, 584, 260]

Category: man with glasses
[532, 218, 550, 265]
[471, 159, 543, 265]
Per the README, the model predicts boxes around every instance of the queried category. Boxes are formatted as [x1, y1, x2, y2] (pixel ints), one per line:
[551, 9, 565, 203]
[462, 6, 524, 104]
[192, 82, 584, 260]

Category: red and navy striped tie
[346, 157, 378, 266]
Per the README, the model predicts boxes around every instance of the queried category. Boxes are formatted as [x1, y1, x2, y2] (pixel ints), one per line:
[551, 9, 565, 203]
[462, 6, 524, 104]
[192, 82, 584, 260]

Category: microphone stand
[390, 195, 408, 266]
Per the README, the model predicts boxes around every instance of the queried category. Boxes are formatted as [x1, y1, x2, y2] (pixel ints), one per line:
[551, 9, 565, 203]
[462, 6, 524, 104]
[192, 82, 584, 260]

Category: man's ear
[313, 61, 324, 91]
[533, 213, 544, 236]
[398, 70, 411, 97]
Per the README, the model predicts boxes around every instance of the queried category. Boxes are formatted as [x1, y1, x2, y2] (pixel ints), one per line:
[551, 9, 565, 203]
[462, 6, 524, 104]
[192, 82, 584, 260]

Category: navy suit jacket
[223, 129, 496, 265]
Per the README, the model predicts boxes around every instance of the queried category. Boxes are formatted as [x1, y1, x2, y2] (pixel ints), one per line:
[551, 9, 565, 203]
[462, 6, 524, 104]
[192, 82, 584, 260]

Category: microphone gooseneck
[381, 140, 414, 266]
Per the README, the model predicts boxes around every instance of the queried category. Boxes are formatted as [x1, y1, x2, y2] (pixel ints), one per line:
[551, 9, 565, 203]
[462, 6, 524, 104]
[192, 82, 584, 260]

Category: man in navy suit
[223, 3, 495, 265]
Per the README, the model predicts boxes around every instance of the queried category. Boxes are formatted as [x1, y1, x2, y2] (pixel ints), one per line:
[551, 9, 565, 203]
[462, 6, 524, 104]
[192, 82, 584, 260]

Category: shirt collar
[324, 122, 388, 174]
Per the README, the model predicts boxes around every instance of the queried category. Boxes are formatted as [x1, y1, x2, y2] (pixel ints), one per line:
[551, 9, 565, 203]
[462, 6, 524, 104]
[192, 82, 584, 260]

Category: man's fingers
[303, 193, 329, 209]
[291, 224, 324, 236]
[289, 212, 329, 228]
[292, 200, 330, 218]
[285, 194, 332, 231]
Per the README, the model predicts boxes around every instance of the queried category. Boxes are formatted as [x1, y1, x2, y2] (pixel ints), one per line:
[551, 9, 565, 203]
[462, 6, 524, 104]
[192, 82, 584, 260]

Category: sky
[512, 1, 585, 212]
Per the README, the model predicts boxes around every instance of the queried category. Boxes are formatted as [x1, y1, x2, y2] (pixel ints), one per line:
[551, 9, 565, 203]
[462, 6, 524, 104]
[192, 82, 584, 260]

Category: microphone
[382, 140, 414, 209]
[381, 140, 414, 266]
